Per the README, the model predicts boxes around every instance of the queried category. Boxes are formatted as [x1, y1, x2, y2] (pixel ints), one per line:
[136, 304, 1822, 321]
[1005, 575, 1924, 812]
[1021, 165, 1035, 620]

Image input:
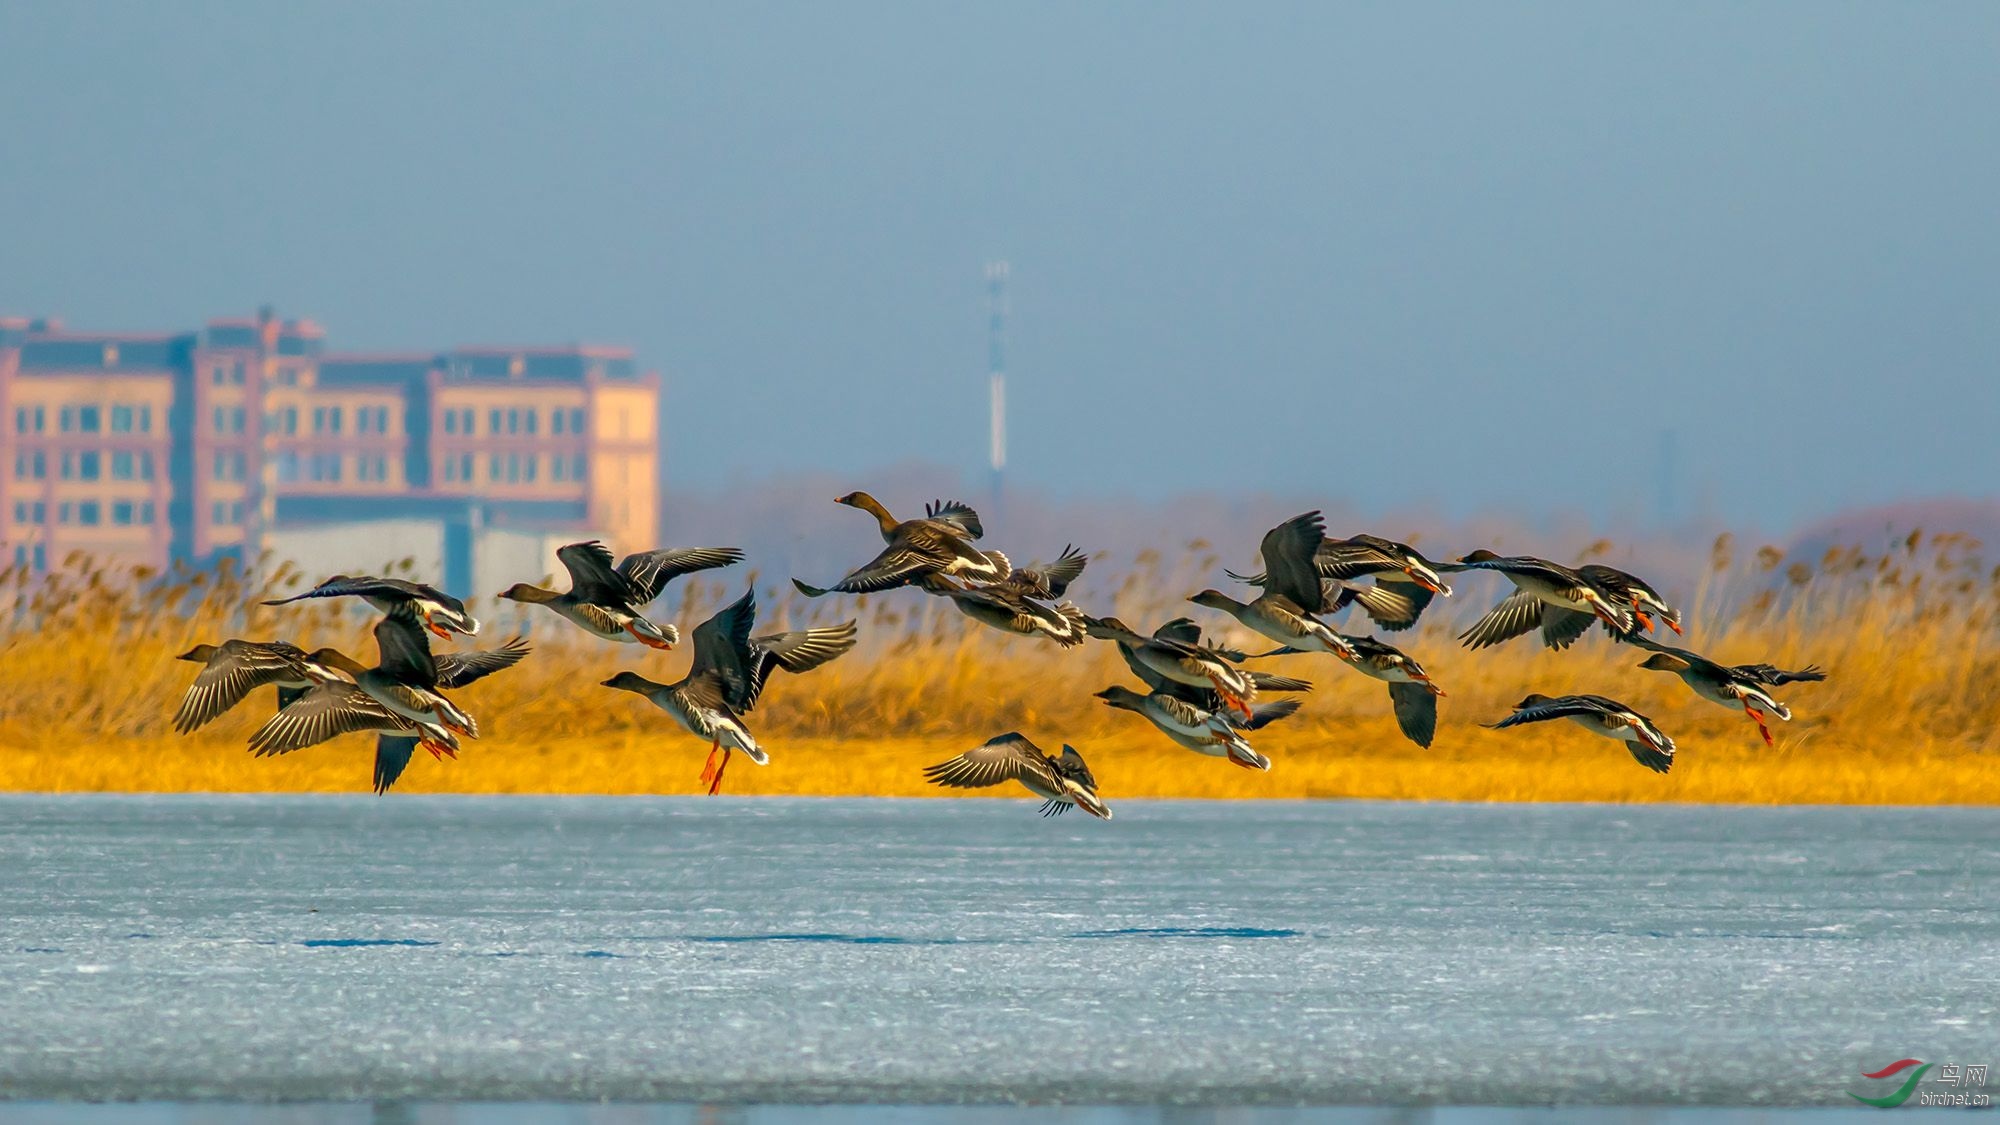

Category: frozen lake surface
[0, 795, 1995, 1109]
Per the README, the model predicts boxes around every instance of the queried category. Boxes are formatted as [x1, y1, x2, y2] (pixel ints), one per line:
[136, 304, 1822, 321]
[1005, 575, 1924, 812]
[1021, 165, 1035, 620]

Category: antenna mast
[984, 260, 1009, 508]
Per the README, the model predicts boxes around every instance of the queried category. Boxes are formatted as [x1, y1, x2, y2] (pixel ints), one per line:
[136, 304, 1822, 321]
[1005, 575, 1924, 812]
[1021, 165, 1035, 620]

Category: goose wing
[805, 541, 947, 595]
[1735, 662, 1827, 686]
[373, 614, 440, 686]
[922, 500, 984, 540]
[1260, 511, 1331, 612]
[373, 735, 420, 794]
[1008, 545, 1088, 598]
[1488, 693, 1612, 728]
[558, 541, 642, 606]
[687, 589, 759, 710]
[922, 732, 1057, 791]
[616, 546, 746, 605]
[1459, 590, 1546, 650]
[1539, 606, 1598, 650]
[1352, 576, 1437, 632]
[433, 636, 532, 689]
[1387, 682, 1439, 748]
[249, 682, 405, 755]
[173, 641, 310, 734]
[1056, 745, 1097, 790]
[738, 621, 859, 711]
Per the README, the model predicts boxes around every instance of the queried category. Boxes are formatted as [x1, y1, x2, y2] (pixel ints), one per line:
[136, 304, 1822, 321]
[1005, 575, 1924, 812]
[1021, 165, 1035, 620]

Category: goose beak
[1665, 617, 1683, 635]
[1408, 567, 1450, 596]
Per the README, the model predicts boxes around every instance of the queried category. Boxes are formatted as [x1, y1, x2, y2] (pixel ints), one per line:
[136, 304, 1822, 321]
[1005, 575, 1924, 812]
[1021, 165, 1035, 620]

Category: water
[1, 796, 1995, 1110]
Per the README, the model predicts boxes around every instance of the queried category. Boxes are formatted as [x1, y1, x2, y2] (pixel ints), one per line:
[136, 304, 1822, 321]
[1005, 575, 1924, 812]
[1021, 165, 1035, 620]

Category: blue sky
[2, 2, 1995, 528]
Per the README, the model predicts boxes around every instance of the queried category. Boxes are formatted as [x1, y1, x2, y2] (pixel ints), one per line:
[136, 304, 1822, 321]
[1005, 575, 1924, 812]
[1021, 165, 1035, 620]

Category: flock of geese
[172, 490, 1826, 818]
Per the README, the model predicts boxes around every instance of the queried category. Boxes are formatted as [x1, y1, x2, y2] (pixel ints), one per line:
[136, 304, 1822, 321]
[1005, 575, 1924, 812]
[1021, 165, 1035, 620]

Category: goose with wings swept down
[1627, 632, 1825, 747]
[1454, 550, 1637, 650]
[245, 627, 530, 793]
[263, 575, 480, 639]
[1487, 693, 1676, 774]
[600, 589, 858, 794]
[1191, 511, 1358, 661]
[172, 640, 347, 733]
[793, 493, 1010, 598]
[930, 545, 1090, 647]
[498, 541, 744, 649]
[923, 732, 1112, 819]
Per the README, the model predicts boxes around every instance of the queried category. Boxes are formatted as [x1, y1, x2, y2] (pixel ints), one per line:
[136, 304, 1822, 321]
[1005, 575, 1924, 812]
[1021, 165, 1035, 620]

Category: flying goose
[922, 732, 1111, 819]
[794, 492, 1010, 597]
[498, 541, 743, 649]
[264, 575, 479, 639]
[1487, 693, 1676, 773]
[600, 589, 857, 794]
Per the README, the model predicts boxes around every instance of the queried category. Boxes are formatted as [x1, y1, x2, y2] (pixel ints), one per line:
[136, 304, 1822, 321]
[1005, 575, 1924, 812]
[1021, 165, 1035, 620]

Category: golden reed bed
[3, 532, 1996, 805]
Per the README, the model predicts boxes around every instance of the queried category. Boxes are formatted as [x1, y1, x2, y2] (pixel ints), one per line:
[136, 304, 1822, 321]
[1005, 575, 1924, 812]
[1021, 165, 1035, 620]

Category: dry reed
[2, 530, 1995, 804]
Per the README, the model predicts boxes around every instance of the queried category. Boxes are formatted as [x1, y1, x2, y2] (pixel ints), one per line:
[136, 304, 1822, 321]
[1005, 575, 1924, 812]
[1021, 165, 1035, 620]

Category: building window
[357, 455, 388, 482]
[523, 410, 538, 436]
[276, 452, 300, 483]
[488, 454, 502, 482]
[489, 409, 503, 437]
[213, 406, 227, 434]
[114, 451, 136, 480]
[212, 501, 229, 525]
[138, 405, 151, 433]
[233, 361, 246, 385]
[232, 407, 246, 433]
[78, 501, 100, 526]
[457, 453, 472, 482]
[57, 503, 71, 525]
[523, 455, 537, 483]
[111, 405, 133, 432]
[441, 457, 456, 482]
[140, 501, 154, 523]
[140, 451, 154, 481]
[283, 407, 298, 435]
[113, 501, 135, 526]
[14, 451, 47, 479]
[308, 453, 342, 482]
[571, 454, 587, 481]
[443, 410, 458, 435]
[211, 364, 227, 386]
[15, 406, 46, 434]
[569, 408, 585, 434]
[328, 407, 342, 434]
[10, 501, 23, 524]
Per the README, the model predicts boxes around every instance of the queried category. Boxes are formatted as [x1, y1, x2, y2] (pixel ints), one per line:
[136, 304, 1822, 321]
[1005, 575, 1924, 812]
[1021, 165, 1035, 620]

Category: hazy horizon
[3, 2, 1996, 530]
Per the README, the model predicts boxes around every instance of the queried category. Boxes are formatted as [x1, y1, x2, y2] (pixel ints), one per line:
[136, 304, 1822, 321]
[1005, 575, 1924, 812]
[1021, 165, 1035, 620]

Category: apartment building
[1, 310, 660, 577]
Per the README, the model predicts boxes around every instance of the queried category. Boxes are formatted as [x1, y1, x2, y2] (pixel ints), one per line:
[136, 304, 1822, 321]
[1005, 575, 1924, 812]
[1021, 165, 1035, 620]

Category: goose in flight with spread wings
[1454, 551, 1637, 650]
[923, 732, 1112, 819]
[245, 625, 530, 793]
[1191, 512, 1360, 661]
[601, 589, 857, 794]
[794, 492, 1010, 597]
[499, 541, 744, 649]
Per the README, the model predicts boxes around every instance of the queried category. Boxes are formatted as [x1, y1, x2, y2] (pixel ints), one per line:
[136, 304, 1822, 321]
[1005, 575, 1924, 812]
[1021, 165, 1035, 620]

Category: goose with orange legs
[600, 589, 856, 794]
